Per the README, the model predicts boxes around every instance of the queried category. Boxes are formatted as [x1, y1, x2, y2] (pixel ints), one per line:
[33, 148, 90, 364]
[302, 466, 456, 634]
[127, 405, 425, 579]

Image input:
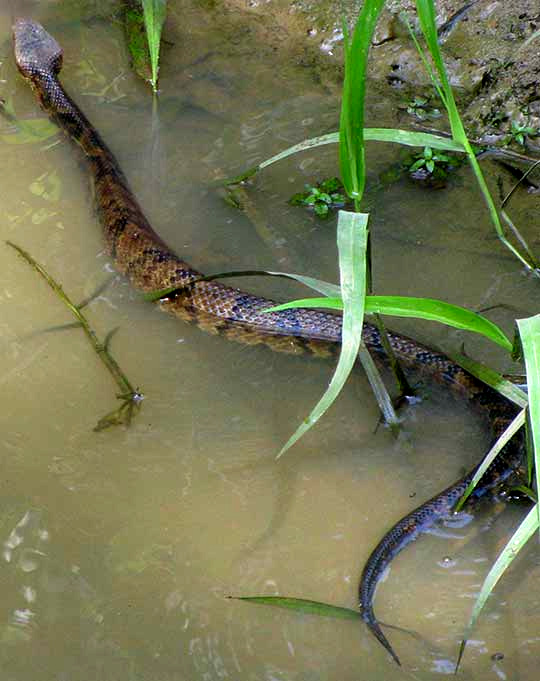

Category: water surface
[0, 2, 539, 680]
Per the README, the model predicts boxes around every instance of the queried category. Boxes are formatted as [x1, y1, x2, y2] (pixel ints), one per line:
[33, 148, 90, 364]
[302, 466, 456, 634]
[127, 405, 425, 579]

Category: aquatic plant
[399, 94, 441, 121]
[289, 177, 347, 217]
[407, 145, 452, 175]
[505, 119, 539, 147]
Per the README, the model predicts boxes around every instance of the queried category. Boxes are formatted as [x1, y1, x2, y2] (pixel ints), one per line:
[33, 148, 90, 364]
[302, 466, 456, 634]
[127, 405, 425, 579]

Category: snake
[12, 18, 524, 666]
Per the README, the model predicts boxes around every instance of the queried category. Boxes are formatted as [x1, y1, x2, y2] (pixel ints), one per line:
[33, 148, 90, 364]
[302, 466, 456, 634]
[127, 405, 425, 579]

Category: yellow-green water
[0, 2, 539, 680]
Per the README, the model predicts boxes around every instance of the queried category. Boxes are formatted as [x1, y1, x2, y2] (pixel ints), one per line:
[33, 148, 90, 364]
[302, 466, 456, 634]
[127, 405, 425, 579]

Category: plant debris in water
[289, 177, 348, 217]
[7, 241, 142, 431]
[398, 95, 441, 121]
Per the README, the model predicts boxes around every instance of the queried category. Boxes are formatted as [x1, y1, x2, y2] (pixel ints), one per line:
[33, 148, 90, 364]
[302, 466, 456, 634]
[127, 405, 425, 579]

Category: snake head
[13, 19, 63, 81]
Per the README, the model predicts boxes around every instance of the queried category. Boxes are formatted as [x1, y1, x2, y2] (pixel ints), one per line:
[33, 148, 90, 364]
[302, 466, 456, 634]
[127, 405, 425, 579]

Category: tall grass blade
[141, 0, 167, 92]
[276, 211, 368, 458]
[517, 314, 540, 532]
[456, 504, 538, 671]
[414, 0, 538, 270]
[229, 596, 362, 620]
[339, 0, 386, 207]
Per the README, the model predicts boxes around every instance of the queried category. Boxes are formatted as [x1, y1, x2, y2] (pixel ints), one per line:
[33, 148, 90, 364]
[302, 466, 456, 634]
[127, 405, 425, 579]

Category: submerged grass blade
[266, 294, 513, 351]
[141, 0, 167, 91]
[456, 504, 538, 671]
[277, 211, 368, 458]
[143, 270, 341, 303]
[229, 596, 362, 620]
[7, 241, 142, 430]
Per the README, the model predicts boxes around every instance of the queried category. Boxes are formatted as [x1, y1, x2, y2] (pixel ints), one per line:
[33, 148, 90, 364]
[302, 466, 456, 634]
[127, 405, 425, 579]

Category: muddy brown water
[1, 2, 540, 680]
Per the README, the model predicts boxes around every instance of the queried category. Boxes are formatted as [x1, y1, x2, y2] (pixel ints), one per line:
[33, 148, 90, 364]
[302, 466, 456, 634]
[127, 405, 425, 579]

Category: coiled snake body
[12, 19, 524, 666]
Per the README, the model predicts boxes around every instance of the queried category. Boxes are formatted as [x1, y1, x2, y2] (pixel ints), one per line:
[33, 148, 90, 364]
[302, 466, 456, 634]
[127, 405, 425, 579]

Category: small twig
[7, 241, 143, 430]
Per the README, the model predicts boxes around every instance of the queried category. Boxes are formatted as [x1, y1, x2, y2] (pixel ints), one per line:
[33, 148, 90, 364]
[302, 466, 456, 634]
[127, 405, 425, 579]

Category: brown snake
[12, 18, 524, 666]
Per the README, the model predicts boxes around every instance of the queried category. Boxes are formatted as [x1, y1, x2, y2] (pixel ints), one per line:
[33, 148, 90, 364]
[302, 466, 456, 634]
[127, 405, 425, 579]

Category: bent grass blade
[221, 129, 465, 185]
[276, 210, 369, 458]
[143, 270, 341, 303]
[266, 295, 513, 352]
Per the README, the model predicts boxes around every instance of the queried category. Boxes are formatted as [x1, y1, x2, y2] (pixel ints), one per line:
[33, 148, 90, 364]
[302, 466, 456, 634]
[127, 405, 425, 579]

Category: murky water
[1, 2, 540, 680]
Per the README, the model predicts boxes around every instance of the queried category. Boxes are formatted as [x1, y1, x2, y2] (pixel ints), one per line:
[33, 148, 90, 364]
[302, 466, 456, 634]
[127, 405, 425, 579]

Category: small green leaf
[314, 203, 329, 216]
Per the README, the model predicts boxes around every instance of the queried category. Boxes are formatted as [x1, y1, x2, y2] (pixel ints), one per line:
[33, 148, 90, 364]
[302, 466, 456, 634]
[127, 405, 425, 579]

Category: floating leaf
[229, 596, 362, 620]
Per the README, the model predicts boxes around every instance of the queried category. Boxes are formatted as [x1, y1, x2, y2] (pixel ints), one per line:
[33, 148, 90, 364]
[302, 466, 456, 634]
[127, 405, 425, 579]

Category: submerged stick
[7, 241, 143, 430]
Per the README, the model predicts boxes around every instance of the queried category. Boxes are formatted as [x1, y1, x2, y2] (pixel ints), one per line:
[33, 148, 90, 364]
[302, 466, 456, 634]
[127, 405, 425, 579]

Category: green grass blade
[340, 0, 386, 206]
[366, 296, 512, 351]
[456, 503, 538, 671]
[414, 0, 538, 270]
[264, 297, 343, 312]
[449, 353, 528, 408]
[261, 128, 464, 165]
[276, 211, 368, 458]
[358, 341, 398, 424]
[143, 271, 341, 303]
[455, 408, 527, 511]
[266, 295, 513, 351]
[229, 596, 362, 620]
[141, 0, 167, 92]
[517, 314, 540, 534]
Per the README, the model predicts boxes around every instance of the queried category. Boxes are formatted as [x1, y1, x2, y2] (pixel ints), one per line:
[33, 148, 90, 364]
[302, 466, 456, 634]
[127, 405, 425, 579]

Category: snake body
[12, 19, 524, 666]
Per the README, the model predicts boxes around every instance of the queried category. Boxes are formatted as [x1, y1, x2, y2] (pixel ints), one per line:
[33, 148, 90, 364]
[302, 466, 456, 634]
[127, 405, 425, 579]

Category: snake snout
[13, 19, 63, 79]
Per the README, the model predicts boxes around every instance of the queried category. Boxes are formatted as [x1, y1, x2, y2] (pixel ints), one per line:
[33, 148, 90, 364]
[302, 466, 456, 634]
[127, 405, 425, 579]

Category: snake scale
[12, 18, 524, 666]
